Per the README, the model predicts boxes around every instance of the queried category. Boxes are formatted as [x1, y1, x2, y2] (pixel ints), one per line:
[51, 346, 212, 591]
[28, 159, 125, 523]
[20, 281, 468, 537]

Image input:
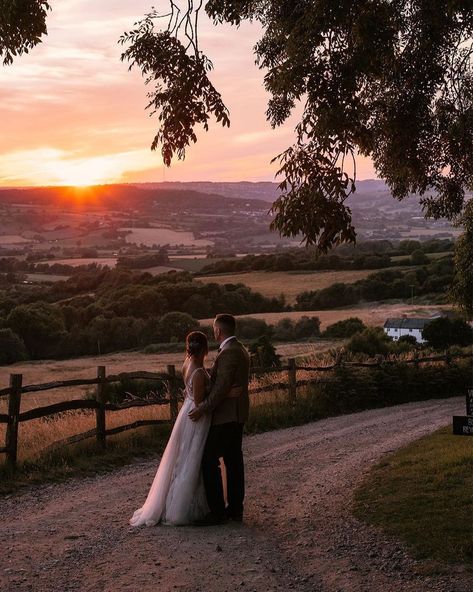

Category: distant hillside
[136, 180, 428, 215]
[0, 181, 464, 218]
[136, 181, 281, 202]
[0, 185, 269, 213]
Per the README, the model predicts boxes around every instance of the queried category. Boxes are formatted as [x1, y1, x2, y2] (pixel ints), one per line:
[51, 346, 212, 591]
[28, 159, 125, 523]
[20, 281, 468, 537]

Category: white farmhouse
[383, 317, 431, 344]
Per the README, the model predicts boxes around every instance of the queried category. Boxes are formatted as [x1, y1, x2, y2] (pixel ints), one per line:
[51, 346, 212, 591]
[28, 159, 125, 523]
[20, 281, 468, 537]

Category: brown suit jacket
[199, 337, 250, 425]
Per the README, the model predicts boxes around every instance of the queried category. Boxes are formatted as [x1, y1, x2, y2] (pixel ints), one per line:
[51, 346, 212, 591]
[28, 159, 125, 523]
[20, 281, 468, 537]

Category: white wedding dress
[129, 367, 211, 526]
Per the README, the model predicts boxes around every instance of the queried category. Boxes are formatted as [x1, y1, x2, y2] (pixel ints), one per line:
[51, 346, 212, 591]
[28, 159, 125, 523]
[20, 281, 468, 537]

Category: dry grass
[0, 346, 467, 489]
[40, 257, 118, 267]
[390, 252, 452, 262]
[0, 340, 331, 466]
[0, 368, 293, 466]
[0, 353, 188, 410]
[200, 269, 386, 303]
[400, 228, 461, 238]
[200, 303, 451, 330]
[0, 340, 330, 410]
[121, 227, 212, 247]
[25, 273, 70, 283]
[4, 404, 171, 464]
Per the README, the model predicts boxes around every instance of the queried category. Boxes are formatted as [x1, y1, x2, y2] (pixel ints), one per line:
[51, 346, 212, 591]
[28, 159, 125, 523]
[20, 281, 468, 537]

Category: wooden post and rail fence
[0, 350, 471, 470]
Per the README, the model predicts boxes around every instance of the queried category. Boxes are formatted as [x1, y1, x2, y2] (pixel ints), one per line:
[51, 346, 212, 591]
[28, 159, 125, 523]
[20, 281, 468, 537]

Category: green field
[120, 227, 212, 248]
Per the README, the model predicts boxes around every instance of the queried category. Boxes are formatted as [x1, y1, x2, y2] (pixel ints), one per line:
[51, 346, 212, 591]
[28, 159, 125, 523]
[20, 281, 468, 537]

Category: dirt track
[0, 397, 469, 592]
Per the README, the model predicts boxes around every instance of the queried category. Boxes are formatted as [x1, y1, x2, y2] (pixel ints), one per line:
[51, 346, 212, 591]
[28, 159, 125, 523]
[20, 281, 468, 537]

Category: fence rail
[1, 350, 471, 470]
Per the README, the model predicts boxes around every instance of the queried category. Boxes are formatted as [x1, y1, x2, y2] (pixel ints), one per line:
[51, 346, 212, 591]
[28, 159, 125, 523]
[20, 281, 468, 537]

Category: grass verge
[353, 426, 473, 569]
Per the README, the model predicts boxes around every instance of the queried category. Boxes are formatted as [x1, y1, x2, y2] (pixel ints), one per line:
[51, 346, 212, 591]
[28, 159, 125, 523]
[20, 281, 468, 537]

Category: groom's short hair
[214, 313, 236, 335]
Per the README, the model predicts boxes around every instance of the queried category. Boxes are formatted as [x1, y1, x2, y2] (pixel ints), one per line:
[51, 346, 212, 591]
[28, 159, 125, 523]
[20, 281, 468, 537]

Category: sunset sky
[0, 1, 376, 187]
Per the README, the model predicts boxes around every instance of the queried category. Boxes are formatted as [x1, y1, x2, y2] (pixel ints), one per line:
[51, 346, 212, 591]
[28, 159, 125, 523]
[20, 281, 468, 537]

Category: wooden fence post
[167, 365, 179, 424]
[445, 348, 451, 366]
[95, 366, 106, 450]
[288, 358, 297, 403]
[6, 374, 22, 471]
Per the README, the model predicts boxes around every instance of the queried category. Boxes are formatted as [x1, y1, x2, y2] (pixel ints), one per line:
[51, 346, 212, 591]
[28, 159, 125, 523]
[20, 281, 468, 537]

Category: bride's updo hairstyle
[186, 331, 208, 358]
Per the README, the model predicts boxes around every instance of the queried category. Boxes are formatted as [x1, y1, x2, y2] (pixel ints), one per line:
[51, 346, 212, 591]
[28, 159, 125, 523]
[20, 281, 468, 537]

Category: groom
[189, 313, 250, 525]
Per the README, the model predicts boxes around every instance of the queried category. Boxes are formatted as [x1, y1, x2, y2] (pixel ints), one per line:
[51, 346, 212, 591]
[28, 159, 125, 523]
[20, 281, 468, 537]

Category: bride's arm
[192, 370, 207, 405]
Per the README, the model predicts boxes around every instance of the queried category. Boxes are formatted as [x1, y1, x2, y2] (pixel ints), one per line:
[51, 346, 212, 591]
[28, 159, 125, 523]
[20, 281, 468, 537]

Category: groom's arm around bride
[188, 326, 249, 425]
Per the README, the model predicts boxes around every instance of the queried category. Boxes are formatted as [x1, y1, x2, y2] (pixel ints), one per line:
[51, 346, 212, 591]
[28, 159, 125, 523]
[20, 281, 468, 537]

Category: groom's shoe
[193, 512, 228, 527]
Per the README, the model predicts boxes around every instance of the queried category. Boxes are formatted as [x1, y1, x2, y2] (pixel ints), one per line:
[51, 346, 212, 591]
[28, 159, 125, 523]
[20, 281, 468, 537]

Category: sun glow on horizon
[0, 147, 163, 188]
[45, 155, 124, 187]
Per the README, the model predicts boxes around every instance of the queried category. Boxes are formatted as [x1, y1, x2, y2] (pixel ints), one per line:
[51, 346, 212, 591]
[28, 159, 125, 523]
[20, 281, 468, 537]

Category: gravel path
[0, 397, 469, 592]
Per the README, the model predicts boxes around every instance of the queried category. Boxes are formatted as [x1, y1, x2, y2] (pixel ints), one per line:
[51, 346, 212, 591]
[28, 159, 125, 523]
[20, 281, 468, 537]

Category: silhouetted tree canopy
[120, 1, 473, 253]
[3, 1, 473, 254]
[451, 200, 473, 318]
[0, 0, 49, 65]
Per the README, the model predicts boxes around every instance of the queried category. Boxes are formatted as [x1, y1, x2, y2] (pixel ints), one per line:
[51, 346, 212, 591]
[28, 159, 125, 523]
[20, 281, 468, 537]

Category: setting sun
[45, 155, 123, 187]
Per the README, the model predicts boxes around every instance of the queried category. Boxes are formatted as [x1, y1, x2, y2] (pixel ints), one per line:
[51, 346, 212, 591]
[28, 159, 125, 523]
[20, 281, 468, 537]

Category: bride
[129, 331, 211, 526]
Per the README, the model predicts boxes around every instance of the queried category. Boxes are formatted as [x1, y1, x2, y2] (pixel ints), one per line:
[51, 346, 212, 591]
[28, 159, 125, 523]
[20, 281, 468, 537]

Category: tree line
[295, 258, 453, 310]
[0, 269, 285, 363]
[198, 239, 453, 275]
[0, 254, 466, 364]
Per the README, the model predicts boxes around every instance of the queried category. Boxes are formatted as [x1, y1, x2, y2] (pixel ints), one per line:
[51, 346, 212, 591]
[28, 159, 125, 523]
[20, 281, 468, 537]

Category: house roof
[384, 317, 432, 329]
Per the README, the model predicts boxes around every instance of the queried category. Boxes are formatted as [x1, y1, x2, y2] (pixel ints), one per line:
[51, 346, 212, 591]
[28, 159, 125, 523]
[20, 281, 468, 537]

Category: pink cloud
[0, 1, 376, 186]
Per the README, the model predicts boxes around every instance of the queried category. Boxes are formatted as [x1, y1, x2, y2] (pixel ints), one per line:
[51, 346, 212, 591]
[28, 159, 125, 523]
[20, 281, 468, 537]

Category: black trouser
[202, 422, 244, 516]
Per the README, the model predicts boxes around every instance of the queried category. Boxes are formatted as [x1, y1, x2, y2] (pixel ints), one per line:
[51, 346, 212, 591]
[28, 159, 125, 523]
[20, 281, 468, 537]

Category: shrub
[7, 302, 66, 359]
[99, 378, 171, 405]
[294, 316, 321, 339]
[156, 312, 200, 343]
[313, 359, 471, 414]
[347, 326, 393, 356]
[249, 335, 281, 369]
[422, 317, 473, 350]
[236, 317, 272, 340]
[323, 317, 366, 338]
[0, 328, 27, 364]
[410, 249, 429, 265]
[273, 318, 296, 341]
[397, 334, 418, 347]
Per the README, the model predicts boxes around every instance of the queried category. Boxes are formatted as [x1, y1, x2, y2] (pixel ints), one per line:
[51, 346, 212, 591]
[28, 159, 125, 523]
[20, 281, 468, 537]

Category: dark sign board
[467, 389, 473, 416]
[453, 415, 473, 436]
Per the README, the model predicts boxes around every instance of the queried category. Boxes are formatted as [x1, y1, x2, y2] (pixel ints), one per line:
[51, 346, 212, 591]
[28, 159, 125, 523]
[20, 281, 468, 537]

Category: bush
[313, 359, 471, 414]
[422, 317, 473, 350]
[156, 312, 200, 343]
[323, 317, 366, 338]
[273, 318, 296, 341]
[410, 249, 429, 265]
[294, 316, 321, 339]
[98, 378, 171, 405]
[347, 326, 393, 356]
[236, 317, 272, 340]
[249, 335, 281, 369]
[397, 334, 418, 347]
[7, 302, 66, 359]
[0, 329, 27, 364]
